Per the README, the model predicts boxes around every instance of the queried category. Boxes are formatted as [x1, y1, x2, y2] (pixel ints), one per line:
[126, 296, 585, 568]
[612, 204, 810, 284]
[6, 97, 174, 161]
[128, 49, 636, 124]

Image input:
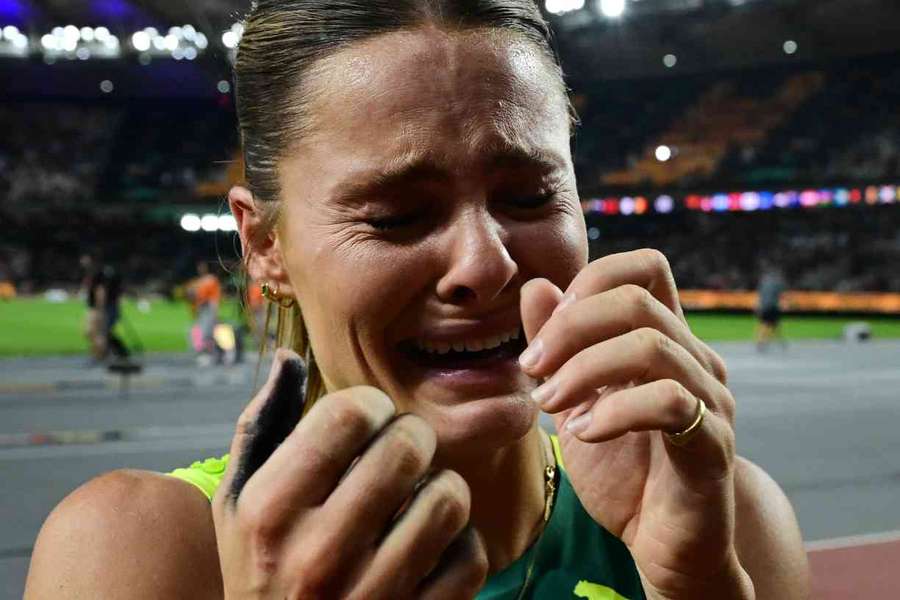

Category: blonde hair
[254, 289, 328, 415]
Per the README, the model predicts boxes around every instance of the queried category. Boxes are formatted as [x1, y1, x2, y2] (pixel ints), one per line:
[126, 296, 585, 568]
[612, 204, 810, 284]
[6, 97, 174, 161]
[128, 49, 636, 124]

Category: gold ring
[665, 396, 707, 447]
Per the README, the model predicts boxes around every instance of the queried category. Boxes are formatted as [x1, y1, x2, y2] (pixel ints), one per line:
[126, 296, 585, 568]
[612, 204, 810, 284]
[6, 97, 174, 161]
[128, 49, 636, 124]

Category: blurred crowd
[2, 51, 900, 296]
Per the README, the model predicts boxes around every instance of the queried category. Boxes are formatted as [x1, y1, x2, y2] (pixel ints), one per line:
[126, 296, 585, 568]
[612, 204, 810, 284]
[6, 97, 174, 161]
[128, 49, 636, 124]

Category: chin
[422, 391, 539, 462]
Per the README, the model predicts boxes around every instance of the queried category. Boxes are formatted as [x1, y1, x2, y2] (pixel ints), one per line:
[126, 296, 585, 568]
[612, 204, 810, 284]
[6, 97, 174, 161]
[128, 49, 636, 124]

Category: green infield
[1, 297, 899, 356]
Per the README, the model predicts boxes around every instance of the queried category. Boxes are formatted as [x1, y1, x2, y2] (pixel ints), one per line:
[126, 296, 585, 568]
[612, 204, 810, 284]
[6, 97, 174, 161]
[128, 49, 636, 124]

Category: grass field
[2, 298, 899, 356]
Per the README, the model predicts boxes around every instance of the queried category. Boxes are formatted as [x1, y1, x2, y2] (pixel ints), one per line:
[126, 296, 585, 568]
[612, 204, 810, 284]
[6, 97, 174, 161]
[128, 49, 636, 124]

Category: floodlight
[131, 31, 150, 52]
[655, 145, 672, 162]
[201, 215, 219, 232]
[222, 30, 238, 49]
[598, 0, 626, 18]
[181, 214, 201, 232]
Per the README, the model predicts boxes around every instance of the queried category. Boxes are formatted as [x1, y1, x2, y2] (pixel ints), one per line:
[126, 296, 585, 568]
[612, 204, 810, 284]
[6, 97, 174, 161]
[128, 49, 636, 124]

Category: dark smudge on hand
[228, 353, 309, 502]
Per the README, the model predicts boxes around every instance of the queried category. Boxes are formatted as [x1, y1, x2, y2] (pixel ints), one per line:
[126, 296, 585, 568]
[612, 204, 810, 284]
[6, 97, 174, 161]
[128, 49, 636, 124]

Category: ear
[229, 185, 295, 297]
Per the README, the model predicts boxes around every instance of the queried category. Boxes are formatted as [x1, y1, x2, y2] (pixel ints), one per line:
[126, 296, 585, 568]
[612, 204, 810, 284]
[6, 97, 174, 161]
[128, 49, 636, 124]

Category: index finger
[218, 348, 309, 507]
[563, 248, 685, 323]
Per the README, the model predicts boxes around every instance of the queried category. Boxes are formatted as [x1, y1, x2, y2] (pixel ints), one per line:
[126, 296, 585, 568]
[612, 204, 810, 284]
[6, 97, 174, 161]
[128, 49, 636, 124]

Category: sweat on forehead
[296, 27, 568, 156]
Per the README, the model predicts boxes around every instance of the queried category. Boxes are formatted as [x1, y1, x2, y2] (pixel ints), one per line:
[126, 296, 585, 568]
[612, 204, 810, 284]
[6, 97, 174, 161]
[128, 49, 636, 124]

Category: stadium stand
[3, 51, 899, 297]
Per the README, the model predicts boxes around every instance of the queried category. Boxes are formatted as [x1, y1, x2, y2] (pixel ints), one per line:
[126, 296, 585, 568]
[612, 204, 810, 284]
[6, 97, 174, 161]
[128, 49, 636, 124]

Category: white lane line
[0, 436, 229, 461]
[805, 529, 900, 552]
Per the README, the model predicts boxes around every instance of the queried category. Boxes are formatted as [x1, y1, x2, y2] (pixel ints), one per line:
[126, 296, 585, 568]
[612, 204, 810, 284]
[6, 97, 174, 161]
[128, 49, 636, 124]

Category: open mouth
[398, 327, 528, 371]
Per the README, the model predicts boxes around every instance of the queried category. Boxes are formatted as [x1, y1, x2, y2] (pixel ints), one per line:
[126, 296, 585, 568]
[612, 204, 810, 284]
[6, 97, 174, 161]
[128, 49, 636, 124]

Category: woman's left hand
[519, 249, 754, 600]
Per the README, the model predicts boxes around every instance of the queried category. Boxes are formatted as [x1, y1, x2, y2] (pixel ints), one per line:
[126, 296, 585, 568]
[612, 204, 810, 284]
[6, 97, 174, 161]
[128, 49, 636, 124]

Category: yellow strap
[168, 455, 229, 501]
[573, 579, 631, 600]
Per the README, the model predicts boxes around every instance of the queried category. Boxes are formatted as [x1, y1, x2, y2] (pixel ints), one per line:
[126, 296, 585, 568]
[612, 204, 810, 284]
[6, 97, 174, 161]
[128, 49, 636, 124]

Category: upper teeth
[414, 328, 521, 354]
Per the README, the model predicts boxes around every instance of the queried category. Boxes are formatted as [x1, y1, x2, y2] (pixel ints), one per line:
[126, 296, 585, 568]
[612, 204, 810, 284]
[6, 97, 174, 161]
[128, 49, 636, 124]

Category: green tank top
[168, 437, 645, 600]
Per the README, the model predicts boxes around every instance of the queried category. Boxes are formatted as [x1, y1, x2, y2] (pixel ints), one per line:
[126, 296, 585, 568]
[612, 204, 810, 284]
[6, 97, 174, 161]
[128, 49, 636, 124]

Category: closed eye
[508, 192, 556, 210]
[364, 213, 421, 231]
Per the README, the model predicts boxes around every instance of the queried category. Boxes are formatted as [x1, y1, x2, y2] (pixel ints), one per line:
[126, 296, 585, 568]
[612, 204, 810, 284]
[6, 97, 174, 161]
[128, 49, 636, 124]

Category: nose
[435, 208, 519, 306]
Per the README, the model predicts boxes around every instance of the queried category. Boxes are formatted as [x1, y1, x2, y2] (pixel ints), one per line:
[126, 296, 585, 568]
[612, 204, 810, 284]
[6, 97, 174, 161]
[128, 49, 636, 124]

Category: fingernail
[518, 338, 543, 369]
[530, 377, 557, 406]
[565, 412, 591, 434]
[552, 292, 576, 316]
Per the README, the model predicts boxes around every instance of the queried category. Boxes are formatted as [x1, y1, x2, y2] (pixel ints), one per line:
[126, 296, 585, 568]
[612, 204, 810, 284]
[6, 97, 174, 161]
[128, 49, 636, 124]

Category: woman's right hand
[212, 349, 488, 599]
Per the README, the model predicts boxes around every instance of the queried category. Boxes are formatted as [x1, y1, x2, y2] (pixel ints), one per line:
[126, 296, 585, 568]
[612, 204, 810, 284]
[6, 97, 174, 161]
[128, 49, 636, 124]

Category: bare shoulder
[733, 456, 810, 599]
[25, 468, 223, 600]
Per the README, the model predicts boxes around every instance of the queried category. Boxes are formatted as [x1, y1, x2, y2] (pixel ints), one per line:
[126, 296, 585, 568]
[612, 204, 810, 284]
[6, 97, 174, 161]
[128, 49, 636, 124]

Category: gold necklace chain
[515, 432, 558, 600]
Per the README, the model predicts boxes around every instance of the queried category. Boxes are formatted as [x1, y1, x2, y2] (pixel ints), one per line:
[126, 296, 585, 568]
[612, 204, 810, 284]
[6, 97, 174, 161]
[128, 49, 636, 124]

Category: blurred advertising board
[679, 290, 900, 314]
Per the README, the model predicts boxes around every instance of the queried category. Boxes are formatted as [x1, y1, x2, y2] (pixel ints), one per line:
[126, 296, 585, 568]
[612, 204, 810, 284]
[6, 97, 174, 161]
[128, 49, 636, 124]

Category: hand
[520, 250, 753, 599]
[212, 349, 488, 600]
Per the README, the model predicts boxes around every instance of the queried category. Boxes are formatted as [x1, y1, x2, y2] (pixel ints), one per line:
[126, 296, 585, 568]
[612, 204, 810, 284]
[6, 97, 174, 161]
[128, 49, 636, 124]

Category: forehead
[292, 27, 570, 179]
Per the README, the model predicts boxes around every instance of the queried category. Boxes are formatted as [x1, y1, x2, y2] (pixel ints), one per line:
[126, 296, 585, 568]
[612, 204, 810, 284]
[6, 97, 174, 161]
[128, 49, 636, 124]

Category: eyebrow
[329, 144, 567, 207]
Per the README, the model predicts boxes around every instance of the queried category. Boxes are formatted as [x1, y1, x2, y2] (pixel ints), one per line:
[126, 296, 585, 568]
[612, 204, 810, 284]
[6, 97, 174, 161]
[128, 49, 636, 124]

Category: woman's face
[275, 28, 587, 455]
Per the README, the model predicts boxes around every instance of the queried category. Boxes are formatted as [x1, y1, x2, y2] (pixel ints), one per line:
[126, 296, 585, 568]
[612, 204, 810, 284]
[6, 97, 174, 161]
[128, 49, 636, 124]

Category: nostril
[451, 286, 476, 302]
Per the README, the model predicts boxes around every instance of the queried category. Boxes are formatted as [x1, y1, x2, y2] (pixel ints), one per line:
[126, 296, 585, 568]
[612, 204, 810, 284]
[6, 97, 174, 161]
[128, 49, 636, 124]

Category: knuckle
[429, 471, 471, 532]
[318, 387, 391, 436]
[660, 379, 693, 424]
[638, 248, 670, 274]
[385, 417, 434, 479]
[234, 494, 283, 546]
[621, 283, 653, 310]
[718, 389, 737, 423]
[636, 327, 669, 358]
[709, 353, 729, 385]
[234, 410, 260, 440]
[460, 535, 490, 591]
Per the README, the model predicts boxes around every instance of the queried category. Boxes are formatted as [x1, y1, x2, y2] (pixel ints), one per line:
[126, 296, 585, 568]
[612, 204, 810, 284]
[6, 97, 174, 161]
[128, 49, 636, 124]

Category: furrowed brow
[483, 144, 567, 174]
[330, 158, 451, 207]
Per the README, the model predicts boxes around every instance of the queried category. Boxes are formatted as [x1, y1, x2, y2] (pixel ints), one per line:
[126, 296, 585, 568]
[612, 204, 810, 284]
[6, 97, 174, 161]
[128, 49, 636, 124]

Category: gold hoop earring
[261, 282, 296, 309]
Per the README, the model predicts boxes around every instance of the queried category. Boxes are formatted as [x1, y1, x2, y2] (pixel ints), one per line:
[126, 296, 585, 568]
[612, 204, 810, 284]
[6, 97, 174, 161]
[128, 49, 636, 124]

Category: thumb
[521, 278, 564, 345]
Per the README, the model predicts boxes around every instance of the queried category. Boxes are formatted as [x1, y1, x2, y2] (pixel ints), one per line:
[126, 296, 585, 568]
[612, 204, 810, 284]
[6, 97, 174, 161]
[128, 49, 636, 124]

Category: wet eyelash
[364, 213, 419, 231]
[510, 192, 556, 209]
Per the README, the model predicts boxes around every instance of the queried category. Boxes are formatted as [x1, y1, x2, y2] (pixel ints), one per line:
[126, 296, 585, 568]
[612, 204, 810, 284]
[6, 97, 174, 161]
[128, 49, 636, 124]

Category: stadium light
[783, 40, 798, 55]
[217, 215, 238, 232]
[200, 214, 219, 232]
[598, 0, 626, 18]
[221, 30, 238, 49]
[2, 25, 19, 39]
[163, 34, 178, 52]
[663, 53, 677, 68]
[655, 144, 672, 162]
[654, 195, 674, 213]
[217, 80, 231, 94]
[545, 0, 585, 15]
[80, 27, 94, 42]
[63, 25, 79, 42]
[180, 214, 201, 232]
[131, 31, 150, 52]
[100, 79, 114, 93]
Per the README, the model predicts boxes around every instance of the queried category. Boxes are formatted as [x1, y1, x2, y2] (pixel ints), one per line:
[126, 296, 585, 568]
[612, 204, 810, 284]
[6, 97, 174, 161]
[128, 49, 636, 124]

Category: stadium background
[1, 0, 899, 598]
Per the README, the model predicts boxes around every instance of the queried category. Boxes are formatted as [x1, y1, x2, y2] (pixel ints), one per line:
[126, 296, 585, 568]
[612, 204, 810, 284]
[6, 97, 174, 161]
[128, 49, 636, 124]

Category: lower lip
[399, 342, 526, 394]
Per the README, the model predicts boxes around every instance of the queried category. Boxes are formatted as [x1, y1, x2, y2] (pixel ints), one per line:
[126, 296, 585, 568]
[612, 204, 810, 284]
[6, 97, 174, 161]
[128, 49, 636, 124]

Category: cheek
[512, 213, 587, 288]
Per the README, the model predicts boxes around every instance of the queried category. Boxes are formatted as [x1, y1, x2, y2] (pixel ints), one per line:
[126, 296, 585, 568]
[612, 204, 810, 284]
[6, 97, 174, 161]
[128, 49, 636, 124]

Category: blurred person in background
[80, 254, 130, 365]
[26, 2, 808, 599]
[755, 261, 787, 352]
[187, 260, 222, 365]
[79, 254, 105, 363]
